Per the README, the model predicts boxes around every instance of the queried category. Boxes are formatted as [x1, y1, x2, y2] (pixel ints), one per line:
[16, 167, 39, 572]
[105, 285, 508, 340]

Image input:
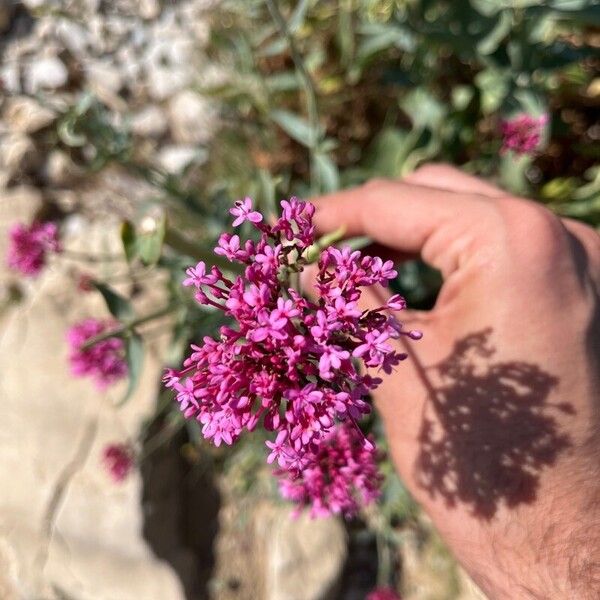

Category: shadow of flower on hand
[414, 329, 573, 520]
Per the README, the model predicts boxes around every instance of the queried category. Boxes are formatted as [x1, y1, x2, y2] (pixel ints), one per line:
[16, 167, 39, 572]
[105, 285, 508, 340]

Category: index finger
[311, 179, 488, 275]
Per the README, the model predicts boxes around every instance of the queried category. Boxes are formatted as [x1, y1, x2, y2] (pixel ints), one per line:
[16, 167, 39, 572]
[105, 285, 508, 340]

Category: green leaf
[357, 23, 416, 65]
[475, 69, 510, 114]
[265, 72, 301, 92]
[119, 333, 144, 406]
[121, 221, 137, 263]
[365, 127, 421, 178]
[289, 0, 311, 32]
[93, 282, 134, 321]
[271, 109, 318, 147]
[476, 10, 512, 55]
[499, 153, 532, 196]
[400, 89, 445, 129]
[137, 214, 166, 266]
[314, 153, 340, 193]
[451, 85, 475, 110]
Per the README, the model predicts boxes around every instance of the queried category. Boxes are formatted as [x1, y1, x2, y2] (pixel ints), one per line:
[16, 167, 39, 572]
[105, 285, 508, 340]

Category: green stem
[62, 250, 124, 263]
[304, 225, 347, 263]
[163, 228, 244, 274]
[82, 303, 177, 349]
[139, 417, 185, 460]
[266, 0, 322, 191]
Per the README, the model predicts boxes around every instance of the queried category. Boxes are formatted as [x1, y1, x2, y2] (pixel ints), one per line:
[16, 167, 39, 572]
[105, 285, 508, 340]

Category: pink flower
[367, 587, 402, 600]
[7, 221, 61, 277]
[103, 443, 134, 482]
[166, 196, 420, 516]
[500, 113, 548, 155]
[230, 197, 263, 227]
[67, 319, 128, 389]
[278, 423, 383, 518]
[266, 430, 290, 467]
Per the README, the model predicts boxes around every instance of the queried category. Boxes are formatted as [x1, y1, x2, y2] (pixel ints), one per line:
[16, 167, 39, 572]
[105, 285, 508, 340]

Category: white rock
[41, 150, 83, 186]
[20, 0, 49, 10]
[139, 0, 161, 20]
[3, 97, 56, 134]
[24, 56, 68, 93]
[157, 145, 206, 173]
[85, 59, 124, 94]
[130, 105, 168, 139]
[0, 221, 187, 600]
[167, 90, 217, 145]
[144, 38, 194, 101]
[256, 506, 347, 600]
[0, 132, 37, 178]
[56, 19, 91, 56]
[0, 62, 20, 94]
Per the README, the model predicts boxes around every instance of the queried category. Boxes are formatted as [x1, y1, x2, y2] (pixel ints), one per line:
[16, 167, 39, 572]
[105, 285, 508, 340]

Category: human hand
[311, 165, 600, 599]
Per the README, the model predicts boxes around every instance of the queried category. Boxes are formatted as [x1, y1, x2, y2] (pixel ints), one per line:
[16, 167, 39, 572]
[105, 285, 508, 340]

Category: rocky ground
[0, 1, 486, 598]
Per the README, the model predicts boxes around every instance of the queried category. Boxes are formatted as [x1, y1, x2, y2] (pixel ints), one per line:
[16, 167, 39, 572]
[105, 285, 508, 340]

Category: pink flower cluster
[7, 221, 61, 277]
[102, 443, 134, 482]
[165, 197, 420, 517]
[367, 587, 402, 600]
[279, 422, 382, 517]
[67, 319, 128, 389]
[500, 113, 548, 155]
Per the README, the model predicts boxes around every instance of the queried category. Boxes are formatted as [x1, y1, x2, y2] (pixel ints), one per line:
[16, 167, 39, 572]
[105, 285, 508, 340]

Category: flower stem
[266, 0, 322, 192]
[62, 250, 124, 263]
[163, 228, 244, 274]
[304, 225, 347, 263]
[81, 303, 178, 350]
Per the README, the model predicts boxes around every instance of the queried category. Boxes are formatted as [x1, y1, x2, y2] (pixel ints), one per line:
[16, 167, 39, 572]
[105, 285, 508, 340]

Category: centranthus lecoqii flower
[67, 319, 128, 389]
[367, 587, 402, 600]
[102, 443, 134, 482]
[278, 422, 382, 518]
[7, 221, 61, 277]
[500, 113, 548, 156]
[164, 197, 421, 517]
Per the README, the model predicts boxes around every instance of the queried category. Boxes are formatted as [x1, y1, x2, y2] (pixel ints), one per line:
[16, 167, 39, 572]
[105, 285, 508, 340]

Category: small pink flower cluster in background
[67, 319, 128, 389]
[500, 113, 548, 155]
[165, 196, 420, 517]
[7, 221, 61, 277]
[102, 443, 134, 482]
[367, 587, 402, 600]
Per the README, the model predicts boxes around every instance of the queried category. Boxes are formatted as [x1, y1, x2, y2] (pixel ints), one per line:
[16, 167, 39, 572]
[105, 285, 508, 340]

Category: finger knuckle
[497, 197, 568, 256]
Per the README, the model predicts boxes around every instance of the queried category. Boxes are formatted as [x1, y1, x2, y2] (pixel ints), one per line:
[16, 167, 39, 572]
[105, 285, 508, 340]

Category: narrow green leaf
[477, 10, 512, 55]
[314, 153, 340, 193]
[121, 221, 137, 263]
[271, 109, 317, 147]
[118, 333, 144, 406]
[289, 0, 311, 32]
[93, 282, 134, 321]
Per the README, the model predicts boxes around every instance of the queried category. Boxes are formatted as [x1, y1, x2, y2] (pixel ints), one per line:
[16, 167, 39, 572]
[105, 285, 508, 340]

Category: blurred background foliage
[8, 0, 599, 594]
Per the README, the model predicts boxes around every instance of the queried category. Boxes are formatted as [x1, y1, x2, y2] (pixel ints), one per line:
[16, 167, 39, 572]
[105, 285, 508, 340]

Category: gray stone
[41, 150, 84, 186]
[85, 59, 124, 95]
[130, 105, 168, 139]
[139, 0, 161, 20]
[3, 97, 57, 134]
[24, 56, 68, 93]
[0, 132, 38, 179]
[168, 90, 217, 145]
[157, 144, 206, 173]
